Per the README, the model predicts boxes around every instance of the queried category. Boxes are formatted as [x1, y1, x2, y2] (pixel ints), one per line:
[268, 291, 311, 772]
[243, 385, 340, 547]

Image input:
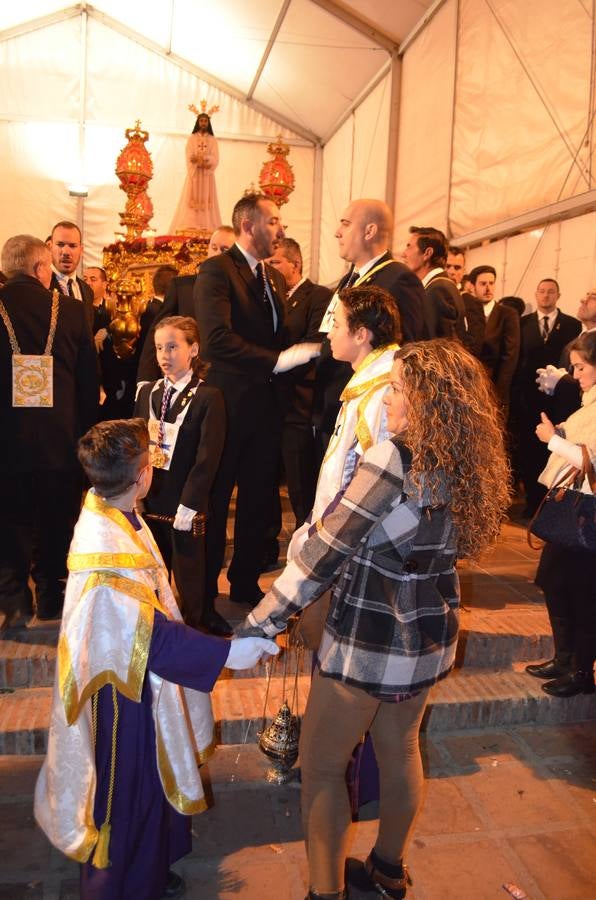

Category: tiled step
[3, 665, 594, 756]
[0, 603, 553, 689]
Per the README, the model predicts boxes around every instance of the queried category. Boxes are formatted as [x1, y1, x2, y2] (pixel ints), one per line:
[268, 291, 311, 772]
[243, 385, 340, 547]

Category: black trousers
[146, 518, 207, 627]
[205, 382, 282, 601]
[0, 470, 81, 618]
[536, 542, 596, 670]
[282, 421, 318, 529]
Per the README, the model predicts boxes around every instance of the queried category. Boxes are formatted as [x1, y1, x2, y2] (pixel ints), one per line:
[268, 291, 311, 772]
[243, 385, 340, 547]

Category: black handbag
[528, 445, 596, 552]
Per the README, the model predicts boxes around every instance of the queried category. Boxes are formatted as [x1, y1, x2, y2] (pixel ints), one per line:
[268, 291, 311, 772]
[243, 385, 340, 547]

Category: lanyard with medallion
[149, 378, 197, 469]
[0, 290, 59, 407]
[319, 259, 395, 333]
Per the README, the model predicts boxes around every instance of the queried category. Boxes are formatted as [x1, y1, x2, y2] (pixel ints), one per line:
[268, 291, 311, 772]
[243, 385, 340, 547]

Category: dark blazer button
[403, 559, 418, 573]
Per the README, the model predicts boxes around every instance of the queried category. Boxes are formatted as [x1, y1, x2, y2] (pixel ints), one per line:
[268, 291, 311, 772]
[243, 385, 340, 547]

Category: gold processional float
[102, 116, 295, 359]
[103, 115, 301, 778]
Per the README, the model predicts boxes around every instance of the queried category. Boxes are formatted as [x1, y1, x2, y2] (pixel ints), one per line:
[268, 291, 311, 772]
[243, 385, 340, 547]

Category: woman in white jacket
[526, 330, 596, 697]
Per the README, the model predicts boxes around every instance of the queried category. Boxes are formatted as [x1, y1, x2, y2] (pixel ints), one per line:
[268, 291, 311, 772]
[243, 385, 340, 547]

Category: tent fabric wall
[319, 73, 391, 286]
[0, 13, 314, 271]
[391, 0, 594, 275]
[449, 0, 594, 237]
[393, 0, 457, 241]
[463, 210, 596, 318]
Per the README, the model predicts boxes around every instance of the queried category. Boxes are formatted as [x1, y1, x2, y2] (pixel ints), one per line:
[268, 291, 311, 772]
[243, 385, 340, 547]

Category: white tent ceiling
[1, 0, 594, 306]
[0, 0, 435, 145]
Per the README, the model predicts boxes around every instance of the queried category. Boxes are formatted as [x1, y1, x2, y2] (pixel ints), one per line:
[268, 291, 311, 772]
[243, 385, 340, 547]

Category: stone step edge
[0, 625, 555, 689]
[1, 669, 595, 754]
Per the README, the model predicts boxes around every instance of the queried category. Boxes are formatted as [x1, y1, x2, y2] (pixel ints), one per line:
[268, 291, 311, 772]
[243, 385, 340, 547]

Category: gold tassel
[90, 684, 119, 869]
[92, 821, 111, 869]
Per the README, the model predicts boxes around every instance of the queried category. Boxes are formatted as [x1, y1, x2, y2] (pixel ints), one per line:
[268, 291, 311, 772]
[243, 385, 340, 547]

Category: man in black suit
[515, 278, 581, 515]
[268, 237, 331, 529]
[313, 198, 426, 463]
[402, 226, 467, 342]
[467, 265, 520, 415]
[446, 244, 486, 355]
[195, 195, 318, 608]
[136, 226, 234, 382]
[49, 221, 94, 333]
[0, 235, 98, 625]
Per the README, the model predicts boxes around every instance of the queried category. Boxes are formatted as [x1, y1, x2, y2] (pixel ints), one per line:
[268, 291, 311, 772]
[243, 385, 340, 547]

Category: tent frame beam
[247, 0, 292, 100]
[398, 0, 451, 55]
[87, 5, 321, 144]
[453, 190, 596, 248]
[309, 0, 397, 52]
[0, 3, 320, 145]
[322, 59, 391, 146]
[0, 5, 80, 42]
[384, 53, 401, 214]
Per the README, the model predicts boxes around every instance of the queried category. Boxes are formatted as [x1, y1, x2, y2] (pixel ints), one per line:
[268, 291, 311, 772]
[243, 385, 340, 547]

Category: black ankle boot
[346, 850, 410, 899]
[526, 657, 571, 679]
[542, 670, 595, 697]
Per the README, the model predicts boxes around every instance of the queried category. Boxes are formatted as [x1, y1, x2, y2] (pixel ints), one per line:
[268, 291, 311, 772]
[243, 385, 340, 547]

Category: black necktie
[256, 262, 274, 330]
[542, 316, 550, 341]
[345, 269, 359, 289]
[67, 278, 75, 298]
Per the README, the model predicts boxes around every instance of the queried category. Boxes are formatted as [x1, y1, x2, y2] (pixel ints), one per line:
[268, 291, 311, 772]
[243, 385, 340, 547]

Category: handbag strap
[580, 444, 596, 494]
[527, 444, 596, 549]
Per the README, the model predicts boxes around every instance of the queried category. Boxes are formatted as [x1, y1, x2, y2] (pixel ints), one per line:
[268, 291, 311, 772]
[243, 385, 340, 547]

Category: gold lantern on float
[258, 135, 295, 207]
[115, 121, 154, 240]
[108, 275, 144, 359]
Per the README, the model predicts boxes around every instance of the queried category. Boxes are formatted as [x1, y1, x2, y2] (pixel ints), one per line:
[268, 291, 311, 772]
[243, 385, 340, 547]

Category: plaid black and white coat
[250, 438, 460, 698]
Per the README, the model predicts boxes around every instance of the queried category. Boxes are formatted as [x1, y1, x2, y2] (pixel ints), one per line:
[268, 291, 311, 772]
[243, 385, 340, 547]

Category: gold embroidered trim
[354, 380, 391, 452]
[352, 258, 394, 287]
[84, 491, 157, 560]
[68, 551, 157, 572]
[340, 345, 399, 402]
[59, 573, 160, 724]
[196, 737, 217, 766]
[67, 824, 99, 863]
[156, 727, 209, 815]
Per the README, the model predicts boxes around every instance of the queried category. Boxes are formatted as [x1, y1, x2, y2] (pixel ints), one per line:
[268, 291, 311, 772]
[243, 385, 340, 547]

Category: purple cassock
[80, 611, 230, 900]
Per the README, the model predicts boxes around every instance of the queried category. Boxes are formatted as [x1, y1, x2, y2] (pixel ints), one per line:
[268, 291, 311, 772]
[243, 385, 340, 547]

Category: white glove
[94, 327, 108, 352]
[274, 342, 321, 374]
[536, 365, 566, 395]
[173, 503, 196, 532]
[226, 637, 280, 669]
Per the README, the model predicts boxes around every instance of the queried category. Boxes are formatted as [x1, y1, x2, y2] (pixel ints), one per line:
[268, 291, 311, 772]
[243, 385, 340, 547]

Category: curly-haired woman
[239, 340, 511, 900]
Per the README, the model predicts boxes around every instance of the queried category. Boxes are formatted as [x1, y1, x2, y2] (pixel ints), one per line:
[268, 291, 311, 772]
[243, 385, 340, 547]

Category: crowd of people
[1, 193, 595, 900]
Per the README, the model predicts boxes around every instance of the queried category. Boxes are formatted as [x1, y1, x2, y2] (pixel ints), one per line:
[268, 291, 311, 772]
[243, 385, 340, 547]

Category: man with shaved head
[314, 198, 426, 461]
[325, 199, 425, 343]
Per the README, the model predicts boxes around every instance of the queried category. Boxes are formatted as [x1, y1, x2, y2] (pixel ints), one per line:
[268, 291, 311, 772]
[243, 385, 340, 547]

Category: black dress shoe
[542, 670, 595, 697]
[35, 605, 63, 621]
[162, 870, 185, 899]
[201, 610, 233, 637]
[525, 658, 571, 679]
[228, 587, 264, 608]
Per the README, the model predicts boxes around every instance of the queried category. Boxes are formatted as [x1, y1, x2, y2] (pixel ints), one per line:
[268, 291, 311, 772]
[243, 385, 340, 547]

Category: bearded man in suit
[194, 194, 320, 611]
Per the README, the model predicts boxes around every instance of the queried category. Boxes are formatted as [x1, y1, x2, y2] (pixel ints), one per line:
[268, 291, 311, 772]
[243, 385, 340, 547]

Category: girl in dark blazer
[134, 316, 229, 634]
